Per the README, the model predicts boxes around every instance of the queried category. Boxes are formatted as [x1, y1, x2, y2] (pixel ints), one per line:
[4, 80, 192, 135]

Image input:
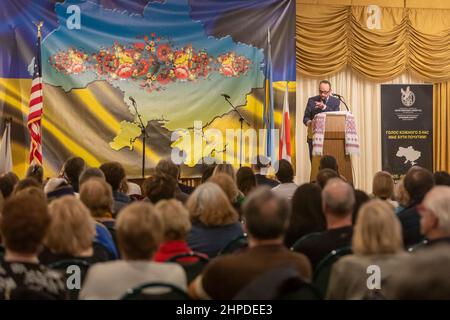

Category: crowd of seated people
[0, 155, 450, 299]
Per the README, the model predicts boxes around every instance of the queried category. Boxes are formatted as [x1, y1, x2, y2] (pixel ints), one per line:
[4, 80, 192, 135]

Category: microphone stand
[130, 99, 148, 178]
[222, 95, 250, 168]
[335, 95, 350, 112]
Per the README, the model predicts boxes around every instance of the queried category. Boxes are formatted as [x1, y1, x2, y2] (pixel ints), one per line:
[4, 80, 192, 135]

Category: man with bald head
[293, 178, 354, 269]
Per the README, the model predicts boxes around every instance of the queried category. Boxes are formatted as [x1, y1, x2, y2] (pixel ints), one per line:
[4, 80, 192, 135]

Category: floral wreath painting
[49, 33, 252, 93]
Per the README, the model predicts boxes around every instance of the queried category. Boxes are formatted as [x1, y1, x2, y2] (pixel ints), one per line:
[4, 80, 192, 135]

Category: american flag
[27, 26, 44, 165]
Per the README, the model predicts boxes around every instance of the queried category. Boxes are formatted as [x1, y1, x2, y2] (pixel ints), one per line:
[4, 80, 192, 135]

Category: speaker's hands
[314, 101, 326, 110]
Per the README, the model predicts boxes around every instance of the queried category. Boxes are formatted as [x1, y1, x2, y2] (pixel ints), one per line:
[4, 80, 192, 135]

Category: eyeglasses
[319, 90, 330, 94]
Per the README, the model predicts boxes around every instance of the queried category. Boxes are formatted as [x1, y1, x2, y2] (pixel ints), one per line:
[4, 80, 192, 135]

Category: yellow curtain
[434, 82, 450, 171]
[296, 5, 450, 82]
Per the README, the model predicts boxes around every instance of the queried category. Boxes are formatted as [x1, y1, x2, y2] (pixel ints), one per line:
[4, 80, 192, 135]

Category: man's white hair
[423, 186, 450, 234]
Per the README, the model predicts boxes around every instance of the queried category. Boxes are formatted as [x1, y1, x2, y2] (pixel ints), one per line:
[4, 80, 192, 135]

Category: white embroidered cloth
[312, 111, 360, 156]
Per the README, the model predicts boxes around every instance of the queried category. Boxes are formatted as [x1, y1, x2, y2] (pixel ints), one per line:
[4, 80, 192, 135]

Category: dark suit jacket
[397, 203, 425, 248]
[293, 225, 353, 270]
[255, 174, 279, 188]
[303, 95, 341, 127]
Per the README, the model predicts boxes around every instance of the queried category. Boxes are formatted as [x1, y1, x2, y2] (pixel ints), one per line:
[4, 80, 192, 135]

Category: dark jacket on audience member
[187, 222, 244, 258]
[255, 174, 279, 188]
[179, 183, 194, 195]
[199, 244, 312, 300]
[112, 191, 130, 216]
[293, 226, 353, 270]
[397, 202, 424, 248]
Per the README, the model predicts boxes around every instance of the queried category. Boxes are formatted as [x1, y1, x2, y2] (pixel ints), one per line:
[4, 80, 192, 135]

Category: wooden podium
[310, 114, 353, 185]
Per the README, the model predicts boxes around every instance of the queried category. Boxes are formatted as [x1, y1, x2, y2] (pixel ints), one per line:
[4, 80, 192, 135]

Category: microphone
[221, 93, 231, 99]
[129, 96, 136, 104]
[333, 93, 350, 111]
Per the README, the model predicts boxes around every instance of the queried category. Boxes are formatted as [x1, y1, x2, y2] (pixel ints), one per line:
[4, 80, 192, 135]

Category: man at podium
[303, 80, 340, 160]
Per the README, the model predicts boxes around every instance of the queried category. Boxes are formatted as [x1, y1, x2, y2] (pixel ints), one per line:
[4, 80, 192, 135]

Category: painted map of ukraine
[42, 0, 264, 151]
[396, 146, 421, 166]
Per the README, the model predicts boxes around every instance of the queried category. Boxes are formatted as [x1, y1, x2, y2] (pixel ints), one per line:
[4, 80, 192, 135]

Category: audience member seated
[201, 164, 216, 184]
[60, 156, 85, 193]
[39, 196, 110, 265]
[236, 166, 257, 196]
[394, 178, 409, 214]
[327, 199, 406, 299]
[186, 182, 243, 258]
[319, 155, 347, 182]
[155, 159, 189, 203]
[44, 178, 116, 258]
[294, 178, 354, 270]
[388, 245, 450, 299]
[316, 168, 340, 189]
[79, 167, 105, 186]
[284, 183, 326, 248]
[154, 199, 201, 262]
[25, 164, 44, 185]
[272, 159, 297, 200]
[352, 189, 370, 225]
[433, 171, 450, 186]
[189, 187, 311, 300]
[208, 173, 244, 218]
[126, 181, 143, 200]
[178, 165, 195, 195]
[142, 172, 177, 203]
[79, 202, 187, 299]
[417, 186, 450, 247]
[372, 171, 397, 208]
[251, 155, 279, 188]
[0, 172, 19, 199]
[80, 178, 116, 243]
[44, 177, 75, 202]
[397, 166, 434, 248]
[212, 163, 236, 182]
[100, 162, 130, 215]
[0, 190, 67, 299]
[13, 178, 42, 194]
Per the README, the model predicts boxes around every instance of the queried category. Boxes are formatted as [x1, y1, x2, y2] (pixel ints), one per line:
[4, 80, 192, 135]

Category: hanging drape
[434, 82, 450, 172]
[296, 4, 450, 82]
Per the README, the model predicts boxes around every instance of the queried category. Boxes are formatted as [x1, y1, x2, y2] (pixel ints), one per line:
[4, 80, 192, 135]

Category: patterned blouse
[0, 260, 67, 300]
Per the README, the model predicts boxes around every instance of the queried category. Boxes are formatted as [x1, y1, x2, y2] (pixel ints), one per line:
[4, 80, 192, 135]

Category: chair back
[219, 234, 248, 255]
[234, 265, 322, 300]
[121, 282, 189, 300]
[167, 252, 209, 284]
[313, 246, 352, 296]
[290, 232, 323, 251]
[407, 239, 428, 253]
[277, 280, 323, 300]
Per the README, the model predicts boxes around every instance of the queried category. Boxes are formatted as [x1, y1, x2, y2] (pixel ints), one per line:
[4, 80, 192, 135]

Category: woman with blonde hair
[79, 202, 186, 299]
[79, 178, 119, 259]
[186, 182, 243, 257]
[394, 178, 410, 213]
[327, 199, 407, 299]
[208, 173, 245, 218]
[212, 163, 236, 182]
[372, 171, 398, 208]
[153, 199, 201, 262]
[39, 196, 110, 265]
